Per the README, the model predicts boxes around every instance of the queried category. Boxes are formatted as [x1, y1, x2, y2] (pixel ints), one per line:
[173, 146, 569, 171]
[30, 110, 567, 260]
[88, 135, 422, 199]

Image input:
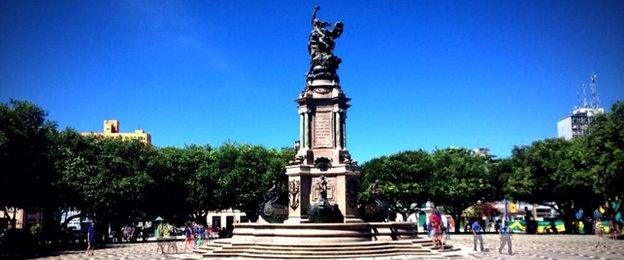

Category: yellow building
[81, 120, 152, 144]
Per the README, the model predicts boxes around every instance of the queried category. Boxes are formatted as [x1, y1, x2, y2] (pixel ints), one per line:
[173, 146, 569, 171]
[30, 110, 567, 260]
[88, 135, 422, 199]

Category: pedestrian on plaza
[219, 227, 227, 238]
[608, 218, 620, 239]
[183, 222, 194, 251]
[167, 224, 179, 254]
[449, 217, 455, 234]
[428, 210, 442, 249]
[471, 218, 485, 251]
[442, 214, 450, 240]
[85, 222, 96, 256]
[207, 224, 214, 240]
[594, 218, 607, 248]
[195, 224, 204, 247]
[155, 222, 166, 254]
[494, 219, 501, 233]
[498, 225, 513, 255]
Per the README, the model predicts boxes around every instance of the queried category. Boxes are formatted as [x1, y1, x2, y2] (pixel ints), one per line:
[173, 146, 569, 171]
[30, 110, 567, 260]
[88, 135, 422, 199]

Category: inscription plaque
[314, 112, 333, 148]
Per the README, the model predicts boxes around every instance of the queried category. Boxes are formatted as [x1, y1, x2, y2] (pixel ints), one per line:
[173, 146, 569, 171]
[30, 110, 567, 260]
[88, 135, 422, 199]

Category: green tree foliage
[3, 99, 622, 240]
[506, 138, 598, 233]
[430, 148, 494, 233]
[145, 145, 215, 224]
[56, 135, 155, 234]
[212, 143, 289, 222]
[360, 150, 433, 220]
[585, 101, 624, 219]
[0, 100, 58, 228]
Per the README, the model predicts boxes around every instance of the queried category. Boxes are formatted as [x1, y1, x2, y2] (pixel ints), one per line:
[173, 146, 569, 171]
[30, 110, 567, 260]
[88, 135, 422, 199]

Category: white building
[558, 74, 603, 139]
[206, 209, 248, 230]
[557, 107, 603, 139]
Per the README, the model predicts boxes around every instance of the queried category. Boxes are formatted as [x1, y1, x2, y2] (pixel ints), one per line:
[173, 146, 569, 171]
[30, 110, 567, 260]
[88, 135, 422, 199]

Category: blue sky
[1, 0, 623, 162]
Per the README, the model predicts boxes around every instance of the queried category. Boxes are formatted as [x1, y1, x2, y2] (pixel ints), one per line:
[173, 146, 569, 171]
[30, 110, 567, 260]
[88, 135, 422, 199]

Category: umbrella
[154, 216, 164, 222]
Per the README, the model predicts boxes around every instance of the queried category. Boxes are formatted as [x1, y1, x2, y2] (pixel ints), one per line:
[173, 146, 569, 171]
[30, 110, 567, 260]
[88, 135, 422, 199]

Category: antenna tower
[589, 73, 601, 109]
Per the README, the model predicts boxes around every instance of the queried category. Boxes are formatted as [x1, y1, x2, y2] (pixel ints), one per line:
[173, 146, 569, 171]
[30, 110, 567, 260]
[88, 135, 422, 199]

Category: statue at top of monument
[307, 6, 344, 83]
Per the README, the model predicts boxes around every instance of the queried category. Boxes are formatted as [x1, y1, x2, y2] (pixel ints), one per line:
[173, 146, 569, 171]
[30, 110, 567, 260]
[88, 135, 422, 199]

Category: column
[299, 113, 304, 150]
[342, 113, 347, 149]
[335, 110, 342, 149]
[304, 111, 311, 148]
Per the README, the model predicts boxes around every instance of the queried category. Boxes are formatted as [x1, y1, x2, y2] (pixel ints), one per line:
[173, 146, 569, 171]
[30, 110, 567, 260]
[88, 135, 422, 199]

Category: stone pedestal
[286, 79, 360, 223]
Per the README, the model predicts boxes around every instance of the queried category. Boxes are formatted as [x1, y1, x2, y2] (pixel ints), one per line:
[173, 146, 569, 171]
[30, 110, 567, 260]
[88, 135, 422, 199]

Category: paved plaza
[35, 235, 624, 259]
[451, 234, 624, 259]
[36, 241, 196, 260]
[35, 235, 623, 259]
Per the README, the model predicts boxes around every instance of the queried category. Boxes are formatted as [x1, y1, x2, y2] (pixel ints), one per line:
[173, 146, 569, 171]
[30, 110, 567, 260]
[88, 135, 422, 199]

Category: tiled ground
[35, 235, 623, 259]
[37, 240, 195, 259]
[450, 234, 624, 259]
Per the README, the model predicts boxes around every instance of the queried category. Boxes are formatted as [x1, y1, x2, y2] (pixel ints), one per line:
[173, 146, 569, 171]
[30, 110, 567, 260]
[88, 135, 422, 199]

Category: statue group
[307, 6, 344, 83]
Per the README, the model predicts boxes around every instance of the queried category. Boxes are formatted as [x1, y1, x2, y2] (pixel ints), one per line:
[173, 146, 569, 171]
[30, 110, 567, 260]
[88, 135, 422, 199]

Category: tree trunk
[11, 208, 17, 229]
[562, 215, 575, 234]
[454, 213, 462, 234]
[400, 212, 408, 223]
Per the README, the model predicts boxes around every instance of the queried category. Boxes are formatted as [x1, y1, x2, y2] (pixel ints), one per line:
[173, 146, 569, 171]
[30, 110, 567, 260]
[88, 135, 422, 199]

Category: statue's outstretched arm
[332, 22, 344, 38]
[311, 5, 320, 24]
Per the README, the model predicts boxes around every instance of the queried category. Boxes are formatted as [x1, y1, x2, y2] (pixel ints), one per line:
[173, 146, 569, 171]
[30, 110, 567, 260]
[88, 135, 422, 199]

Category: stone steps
[215, 247, 431, 255]
[193, 241, 227, 254]
[198, 239, 452, 259]
[207, 251, 444, 259]
[210, 239, 416, 247]
[223, 244, 429, 252]
[194, 236, 460, 258]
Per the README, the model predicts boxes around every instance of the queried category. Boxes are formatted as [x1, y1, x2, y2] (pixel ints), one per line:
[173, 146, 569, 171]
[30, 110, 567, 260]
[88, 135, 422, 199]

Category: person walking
[195, 224, 204, 247]
[471, 219, 485, 251]
[494, 219, 501, 233]
[608, 218, 620, 240]
[594, 218, 607, 248]
[428, 211, 442, 249]
[85, 222, 96, 256]
[183, 222, 194, 251]
[498, 225, 513, 255]
[207, 224, 214, 240]
[167, 224, 179, 254]
[155, 223, 166, 254]
[442, 214, 450, 240]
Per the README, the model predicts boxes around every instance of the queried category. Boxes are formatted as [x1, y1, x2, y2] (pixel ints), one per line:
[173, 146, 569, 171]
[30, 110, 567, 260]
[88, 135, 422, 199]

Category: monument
[285, 5, 359, 224]
[192, 6, 459, 258]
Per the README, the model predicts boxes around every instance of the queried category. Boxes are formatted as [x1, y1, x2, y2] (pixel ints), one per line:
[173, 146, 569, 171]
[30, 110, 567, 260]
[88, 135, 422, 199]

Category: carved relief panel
[310, 176, 335, 203]
[289, 180, 300, 210]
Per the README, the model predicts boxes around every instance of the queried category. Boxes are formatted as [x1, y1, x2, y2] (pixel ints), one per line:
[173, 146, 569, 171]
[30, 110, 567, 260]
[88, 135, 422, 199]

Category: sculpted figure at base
[259, 181, 288, 223]
[307, 176, 344, 223]
[359, 180, 390, 222]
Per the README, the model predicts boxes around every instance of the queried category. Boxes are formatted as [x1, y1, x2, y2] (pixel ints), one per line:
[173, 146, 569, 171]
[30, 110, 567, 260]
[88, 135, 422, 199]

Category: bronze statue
[307, 6, 343, 83]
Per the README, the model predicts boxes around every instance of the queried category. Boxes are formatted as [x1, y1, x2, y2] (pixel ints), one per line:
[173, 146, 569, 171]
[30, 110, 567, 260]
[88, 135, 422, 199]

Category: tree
[0, 100, 58, 229]
[429, 148, 495, 233]
[360, 150, 433, 221]
[145, 145, 216, 224]
[506, 138, 598, 233]
[585, 101, 624, 221]
[56, 136, 154, 239]
[212, 143, 288, 222]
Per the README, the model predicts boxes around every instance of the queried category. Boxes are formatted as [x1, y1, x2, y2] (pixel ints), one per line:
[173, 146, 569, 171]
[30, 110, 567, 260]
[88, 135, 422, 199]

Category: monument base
[192, 222, 461, 258]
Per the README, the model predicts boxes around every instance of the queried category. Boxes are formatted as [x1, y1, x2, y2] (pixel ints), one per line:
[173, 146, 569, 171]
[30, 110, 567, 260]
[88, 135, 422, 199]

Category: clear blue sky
[1, 0, 623, 162]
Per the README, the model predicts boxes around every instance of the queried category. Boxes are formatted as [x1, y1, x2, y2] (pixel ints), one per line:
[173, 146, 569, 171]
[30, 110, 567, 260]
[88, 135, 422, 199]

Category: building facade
[206, 209, 248, 231]
[81, 120, 152, 144]
[557, 107, 603, 140]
